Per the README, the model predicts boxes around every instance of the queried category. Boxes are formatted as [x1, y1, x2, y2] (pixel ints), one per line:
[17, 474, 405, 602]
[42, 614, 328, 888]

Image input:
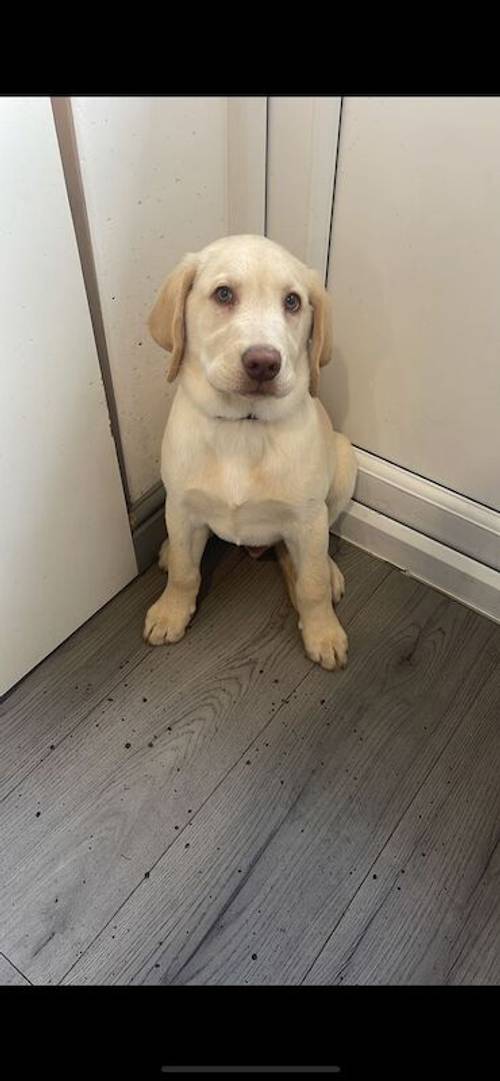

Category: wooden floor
[1, 537, 499, 986]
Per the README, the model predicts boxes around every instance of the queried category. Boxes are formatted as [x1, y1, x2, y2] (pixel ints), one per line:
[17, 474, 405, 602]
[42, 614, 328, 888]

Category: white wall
[322, 96, 500, 511]
[0, 98, 136, 694]
[267, 96, 340, 278]
[71, 97, 266, 506]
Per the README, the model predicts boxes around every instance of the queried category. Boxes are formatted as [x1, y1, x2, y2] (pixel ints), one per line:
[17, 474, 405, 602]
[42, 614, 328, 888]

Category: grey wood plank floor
[1, 537, 499, 985]
[0, 953, 31, 985]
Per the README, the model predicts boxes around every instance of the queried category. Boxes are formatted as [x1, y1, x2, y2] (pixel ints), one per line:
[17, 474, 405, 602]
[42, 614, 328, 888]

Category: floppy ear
[307, 271, 333, 397]
[148, 254, 198, 382]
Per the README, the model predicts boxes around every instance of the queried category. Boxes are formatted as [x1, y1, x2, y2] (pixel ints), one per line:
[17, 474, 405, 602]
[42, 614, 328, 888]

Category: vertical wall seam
[51, 97, 132, 510]
[324, 96, 344, 288]
[264, 97, 270, 236]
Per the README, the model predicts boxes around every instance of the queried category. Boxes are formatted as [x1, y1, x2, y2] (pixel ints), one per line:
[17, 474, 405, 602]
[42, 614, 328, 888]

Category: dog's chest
[174, 439, 301, 546]
[163, 408, 327, 547]
[184, 458, 295, 546]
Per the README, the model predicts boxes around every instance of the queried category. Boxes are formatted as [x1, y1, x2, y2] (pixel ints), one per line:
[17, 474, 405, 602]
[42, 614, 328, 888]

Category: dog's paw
[143, 597, 190, 646]
[329, 558, 345, 605]
[303, 618, 349, 671]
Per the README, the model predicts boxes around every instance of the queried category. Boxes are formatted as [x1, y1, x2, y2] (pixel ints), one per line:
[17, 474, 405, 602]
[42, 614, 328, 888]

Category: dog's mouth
[205, 366, 289, 400]
[238, 377, 287, 398]
[240, 385, 277, 398]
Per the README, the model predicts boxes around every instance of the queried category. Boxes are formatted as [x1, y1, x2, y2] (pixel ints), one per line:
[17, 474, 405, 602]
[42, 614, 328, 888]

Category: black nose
[242, 346, 282, 382]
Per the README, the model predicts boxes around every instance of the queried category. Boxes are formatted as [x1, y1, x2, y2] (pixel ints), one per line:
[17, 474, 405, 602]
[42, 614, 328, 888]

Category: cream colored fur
[144, 235, 357, 671]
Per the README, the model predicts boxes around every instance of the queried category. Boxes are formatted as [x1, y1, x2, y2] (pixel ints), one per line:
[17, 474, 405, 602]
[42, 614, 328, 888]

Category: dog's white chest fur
[161, 389, 331, 548]
[184, 486, 291, 548]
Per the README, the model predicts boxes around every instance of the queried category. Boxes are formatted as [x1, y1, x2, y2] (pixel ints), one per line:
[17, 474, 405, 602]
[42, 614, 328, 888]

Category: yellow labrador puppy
[144, 235, 357, 671]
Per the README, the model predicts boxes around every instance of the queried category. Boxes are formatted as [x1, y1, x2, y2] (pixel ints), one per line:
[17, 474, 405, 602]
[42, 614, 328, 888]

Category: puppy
[144, 235, 357, 671]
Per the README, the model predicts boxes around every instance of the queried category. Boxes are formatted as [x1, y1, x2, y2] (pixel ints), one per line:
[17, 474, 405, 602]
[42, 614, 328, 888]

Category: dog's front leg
[144, 501, 209, 646]
[286, 507, 348, 672]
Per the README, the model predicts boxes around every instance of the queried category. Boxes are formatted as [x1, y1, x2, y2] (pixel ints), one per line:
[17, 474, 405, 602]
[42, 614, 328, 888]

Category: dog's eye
[284, 292, 301, 313]
[214, 285, 234, 305]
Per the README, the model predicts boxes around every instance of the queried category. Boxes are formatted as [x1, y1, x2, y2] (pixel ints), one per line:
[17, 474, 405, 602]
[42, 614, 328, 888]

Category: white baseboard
[132, 506, 166, 574]
[353, 449, 500, 572]
[333, 501, 500, 625]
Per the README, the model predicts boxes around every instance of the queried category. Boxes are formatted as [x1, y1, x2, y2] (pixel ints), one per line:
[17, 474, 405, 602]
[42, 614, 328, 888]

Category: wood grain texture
[62, 568, 498, 985]
[303, 641, 500, 984]
[0, 953, 31, 986]
[446, 837, 500, 984]
[3, 537, 498, 988]
[0, 537, 243, 801]
[0, 542, 386, 984]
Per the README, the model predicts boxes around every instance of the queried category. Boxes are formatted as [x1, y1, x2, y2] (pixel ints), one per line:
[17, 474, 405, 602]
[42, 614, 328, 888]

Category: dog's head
[148, 235, 332, 407]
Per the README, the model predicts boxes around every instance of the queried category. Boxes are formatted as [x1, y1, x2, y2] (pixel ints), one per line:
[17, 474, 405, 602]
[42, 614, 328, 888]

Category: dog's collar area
[215, 413, 259, 422]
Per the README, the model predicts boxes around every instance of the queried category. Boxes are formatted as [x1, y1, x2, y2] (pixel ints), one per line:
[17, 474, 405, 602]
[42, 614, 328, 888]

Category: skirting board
[354, 449, 500, 572]
[133, 505, 166, 575]
[333, 501, 500, 625]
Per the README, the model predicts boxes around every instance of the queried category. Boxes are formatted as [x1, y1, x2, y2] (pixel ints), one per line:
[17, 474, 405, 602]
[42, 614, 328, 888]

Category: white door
[324, 96, 500, 513]
[0, 98, 137, 695]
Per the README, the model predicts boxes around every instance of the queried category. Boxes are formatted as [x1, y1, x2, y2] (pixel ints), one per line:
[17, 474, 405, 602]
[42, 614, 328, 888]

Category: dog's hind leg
[276, 541, 298, 610]
[276, 542, 345, 607]
[325, 432, 357, 602]
[327, 432, 357, 527]
[158, 539, 169, 572]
